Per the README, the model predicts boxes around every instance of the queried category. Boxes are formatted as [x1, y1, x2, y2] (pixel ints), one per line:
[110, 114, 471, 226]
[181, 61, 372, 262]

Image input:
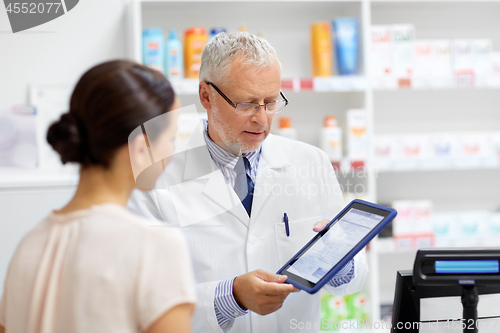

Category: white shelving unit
[128, 0, 500, 324]
[371, 0, 500, 315]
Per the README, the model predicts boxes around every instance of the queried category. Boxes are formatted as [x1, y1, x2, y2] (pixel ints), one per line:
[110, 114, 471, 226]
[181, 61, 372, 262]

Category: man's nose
[250, 105, 268, 124]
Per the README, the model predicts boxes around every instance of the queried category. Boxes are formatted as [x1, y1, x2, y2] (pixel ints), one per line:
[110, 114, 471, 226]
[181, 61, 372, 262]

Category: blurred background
[1, 0, 500, 331]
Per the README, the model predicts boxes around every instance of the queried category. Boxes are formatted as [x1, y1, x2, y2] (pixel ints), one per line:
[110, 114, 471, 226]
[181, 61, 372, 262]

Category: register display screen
[435, 260, 500, 274]
[286, 208, 384, 284]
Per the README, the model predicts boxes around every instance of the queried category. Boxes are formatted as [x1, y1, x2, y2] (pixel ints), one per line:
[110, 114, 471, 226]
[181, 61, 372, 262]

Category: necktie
[234, 156, 254, 216]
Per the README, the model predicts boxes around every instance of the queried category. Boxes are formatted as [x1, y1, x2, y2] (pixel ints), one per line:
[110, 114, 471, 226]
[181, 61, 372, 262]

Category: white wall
[0, 0, 131, 298]
[0, 0, 130, 105]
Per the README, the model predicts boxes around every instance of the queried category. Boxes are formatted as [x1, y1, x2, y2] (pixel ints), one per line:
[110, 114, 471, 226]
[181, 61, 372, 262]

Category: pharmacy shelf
[370, 0, 500, 317]
[166, 77, 500, 95]
[170, 79, 198, 95]
[172, 76, 369, 95]
[376, 237, 500, 255]
[376, 162, 500, 173]
[286, 76, 368, 93]
[130, 1, 366, 78]
[376, 168, 500, 211]
[0, 167, 79, 189]
[372, 76, 500, 90]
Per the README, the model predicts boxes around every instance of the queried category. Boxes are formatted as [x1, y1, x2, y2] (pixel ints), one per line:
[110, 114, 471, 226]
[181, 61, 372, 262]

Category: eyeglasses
[206, 81, 288, 115]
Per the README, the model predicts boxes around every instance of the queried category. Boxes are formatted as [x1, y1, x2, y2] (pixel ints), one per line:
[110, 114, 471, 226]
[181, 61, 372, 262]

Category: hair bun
[47, 112, 86, 164]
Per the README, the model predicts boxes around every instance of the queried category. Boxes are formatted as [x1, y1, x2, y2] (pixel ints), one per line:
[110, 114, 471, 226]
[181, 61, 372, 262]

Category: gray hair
[199, 31, 281, 85]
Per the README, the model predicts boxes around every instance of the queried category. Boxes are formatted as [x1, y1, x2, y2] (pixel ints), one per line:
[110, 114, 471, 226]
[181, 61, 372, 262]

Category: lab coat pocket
[275, 215, 321, 268]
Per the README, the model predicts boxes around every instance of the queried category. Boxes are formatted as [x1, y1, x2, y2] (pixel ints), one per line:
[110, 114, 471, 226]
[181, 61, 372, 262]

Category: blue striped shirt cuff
[328, 259, 355, 287]
[214, 277, 248, 327]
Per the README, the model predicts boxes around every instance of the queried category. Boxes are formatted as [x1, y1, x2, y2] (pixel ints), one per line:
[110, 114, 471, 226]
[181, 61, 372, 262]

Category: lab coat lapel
[181, 121, 214, 182]
[201, 172, 250, 227]
[180, 120, 249, 227]
[251, 135, 291, 219]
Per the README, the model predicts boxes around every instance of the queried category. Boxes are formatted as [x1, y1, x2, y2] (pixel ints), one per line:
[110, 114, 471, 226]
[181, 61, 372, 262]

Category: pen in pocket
[283, 213, 290, 237]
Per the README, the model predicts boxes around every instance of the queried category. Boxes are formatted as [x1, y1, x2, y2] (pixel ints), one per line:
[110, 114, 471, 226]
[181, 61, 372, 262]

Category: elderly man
[129, 32, 367, 333]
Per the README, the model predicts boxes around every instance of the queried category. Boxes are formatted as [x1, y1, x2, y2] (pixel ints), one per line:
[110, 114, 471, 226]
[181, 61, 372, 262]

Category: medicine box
[414, 40, 433, 77]
[373, 135, 397, 172]
[392, 200, 435, 250]
[393, 134, 431, 171]
[432, 40, 454, 87]
[369, 25, 392, 77]
[472, 39, 493, 87]
[426, 133, 459, 170]
[489, 52, 500, 87]
[454, 132, 491, 169]
[346, 109, 368, 164]
[391, 25, 415, 79]
[453, 40, 474, 86]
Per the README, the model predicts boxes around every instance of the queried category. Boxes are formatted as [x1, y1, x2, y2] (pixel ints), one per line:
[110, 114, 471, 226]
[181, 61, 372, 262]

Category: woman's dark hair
[47, 60, 175, 167]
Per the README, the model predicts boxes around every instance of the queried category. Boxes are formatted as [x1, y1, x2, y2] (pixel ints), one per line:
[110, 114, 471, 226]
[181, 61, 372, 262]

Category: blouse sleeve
[135, 227, 197, 331]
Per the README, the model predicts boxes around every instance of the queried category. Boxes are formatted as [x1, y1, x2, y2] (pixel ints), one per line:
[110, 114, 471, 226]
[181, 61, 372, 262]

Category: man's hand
[313, 219, 330, 232]
[233, 269, 300, 316]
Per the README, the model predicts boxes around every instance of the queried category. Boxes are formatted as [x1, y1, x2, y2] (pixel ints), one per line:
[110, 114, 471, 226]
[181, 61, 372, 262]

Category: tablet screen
[281, 204, 389, 287]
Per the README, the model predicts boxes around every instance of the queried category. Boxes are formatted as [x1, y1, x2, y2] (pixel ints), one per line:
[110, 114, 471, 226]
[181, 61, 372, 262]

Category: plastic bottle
[142, 28, 164, 73]
[320, 115, 343, 169]
[332, 18, 359, 75]
[347, 109, 367, 169]
[276, 117, 298, 140]
[311, 22, 333, 77]
[210, 28, 226, 39]
[165, 29, 183, 81]
[184, 27, 208, 79]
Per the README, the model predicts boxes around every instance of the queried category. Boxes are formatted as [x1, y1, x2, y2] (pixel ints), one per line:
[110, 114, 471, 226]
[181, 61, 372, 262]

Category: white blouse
[0, 203, 196, 333]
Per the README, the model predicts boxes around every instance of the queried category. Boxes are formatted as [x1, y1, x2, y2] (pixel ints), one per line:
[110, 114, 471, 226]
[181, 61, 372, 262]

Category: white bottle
[320, 115, 343, 168]
[347, 109, 368, 167]
[276, 117, 298, 140]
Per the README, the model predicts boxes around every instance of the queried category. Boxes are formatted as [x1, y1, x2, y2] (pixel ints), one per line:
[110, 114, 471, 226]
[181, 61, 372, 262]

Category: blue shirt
[203, 120, 259, 186]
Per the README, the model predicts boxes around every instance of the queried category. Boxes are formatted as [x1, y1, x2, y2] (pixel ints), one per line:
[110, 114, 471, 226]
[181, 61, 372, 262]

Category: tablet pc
[277, 199, 397, 294]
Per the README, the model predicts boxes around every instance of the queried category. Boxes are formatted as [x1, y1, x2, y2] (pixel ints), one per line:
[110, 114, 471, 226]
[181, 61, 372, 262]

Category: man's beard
[210, 107, 265, 155]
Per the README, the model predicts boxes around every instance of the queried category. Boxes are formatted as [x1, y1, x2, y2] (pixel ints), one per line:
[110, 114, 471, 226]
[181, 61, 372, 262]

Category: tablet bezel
[277, 199, 397, 294]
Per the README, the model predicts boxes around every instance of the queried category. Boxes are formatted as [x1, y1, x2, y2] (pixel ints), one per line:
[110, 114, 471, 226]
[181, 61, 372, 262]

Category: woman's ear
[128, 134, 164, 190]
[128, 134, 151, 180]
[199, 81, 212, 110]
[129, 134, 149, 164]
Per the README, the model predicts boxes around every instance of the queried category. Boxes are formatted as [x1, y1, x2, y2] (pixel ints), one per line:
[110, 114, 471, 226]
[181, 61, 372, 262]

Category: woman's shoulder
[91, 203, 162, 227]
[89, 203, 186, 243]
[10, 217, 53, 261]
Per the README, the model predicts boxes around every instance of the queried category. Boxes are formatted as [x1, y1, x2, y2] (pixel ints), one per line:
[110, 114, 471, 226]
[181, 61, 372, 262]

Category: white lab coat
[128, 121, 368, 333]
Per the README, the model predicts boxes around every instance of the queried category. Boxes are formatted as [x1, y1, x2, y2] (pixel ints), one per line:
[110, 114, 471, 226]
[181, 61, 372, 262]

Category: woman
[0, 60, 195, 333]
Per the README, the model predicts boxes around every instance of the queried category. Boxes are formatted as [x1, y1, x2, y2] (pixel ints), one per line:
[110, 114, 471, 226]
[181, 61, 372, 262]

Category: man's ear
[199, 81, 212, 110]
